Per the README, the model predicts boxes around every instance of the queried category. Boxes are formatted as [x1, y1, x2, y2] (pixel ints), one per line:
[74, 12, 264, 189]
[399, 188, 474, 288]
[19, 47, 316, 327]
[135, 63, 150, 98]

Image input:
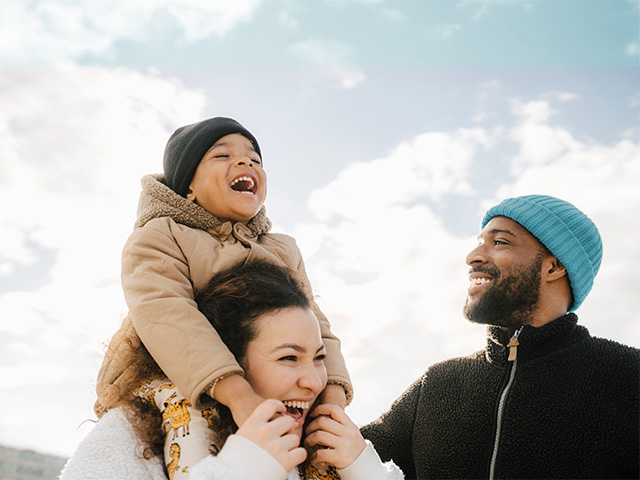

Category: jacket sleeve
[338, 440, 405, 480]
[190, 435, 287, 480]
[360, 377, 422, 479]
[123, 219, 243, 406]
[292, 248, 353, 404]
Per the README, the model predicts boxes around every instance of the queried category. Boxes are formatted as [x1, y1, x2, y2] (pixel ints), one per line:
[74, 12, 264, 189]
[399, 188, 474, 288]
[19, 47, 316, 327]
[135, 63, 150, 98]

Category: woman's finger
[312, 447, 337, 466]
[308, 403, 349, 424]
[305, 415, 344, 436]
[252, 399, 286, 422]
[286, 447, 308, 468]
[304, 430, 340, 449]
[278, 432, 302, 451]
[266, 414, 296, 436]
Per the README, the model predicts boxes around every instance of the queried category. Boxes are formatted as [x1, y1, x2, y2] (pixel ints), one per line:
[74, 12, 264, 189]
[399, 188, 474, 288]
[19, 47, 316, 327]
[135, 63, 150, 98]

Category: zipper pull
[507, 327, 523, 362]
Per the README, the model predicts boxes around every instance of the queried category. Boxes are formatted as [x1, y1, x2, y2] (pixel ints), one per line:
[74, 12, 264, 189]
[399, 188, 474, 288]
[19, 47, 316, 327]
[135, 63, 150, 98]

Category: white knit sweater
[59, 408, 403, 480]
[59, 409, 167, 480]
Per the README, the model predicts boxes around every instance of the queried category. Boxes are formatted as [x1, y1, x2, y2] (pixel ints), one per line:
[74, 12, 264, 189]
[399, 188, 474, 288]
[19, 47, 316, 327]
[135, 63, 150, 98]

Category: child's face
[187, 133, 266, 222]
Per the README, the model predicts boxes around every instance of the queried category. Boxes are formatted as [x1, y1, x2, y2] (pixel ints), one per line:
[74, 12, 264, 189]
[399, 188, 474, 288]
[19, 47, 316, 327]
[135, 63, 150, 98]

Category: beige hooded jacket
[95, 175, 351, 415]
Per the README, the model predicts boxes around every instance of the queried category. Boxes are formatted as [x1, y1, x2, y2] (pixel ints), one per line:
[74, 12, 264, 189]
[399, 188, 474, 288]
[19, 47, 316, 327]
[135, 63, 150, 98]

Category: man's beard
[464, 255, 543, 329]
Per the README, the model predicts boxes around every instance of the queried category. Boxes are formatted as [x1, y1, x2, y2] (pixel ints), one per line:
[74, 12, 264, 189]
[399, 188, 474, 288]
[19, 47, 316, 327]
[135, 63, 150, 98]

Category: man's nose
[466, 243, 488, 266]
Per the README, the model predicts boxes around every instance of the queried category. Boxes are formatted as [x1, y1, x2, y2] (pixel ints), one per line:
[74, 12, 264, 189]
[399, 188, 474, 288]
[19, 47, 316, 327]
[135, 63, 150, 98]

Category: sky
[1, 0, 639, 457]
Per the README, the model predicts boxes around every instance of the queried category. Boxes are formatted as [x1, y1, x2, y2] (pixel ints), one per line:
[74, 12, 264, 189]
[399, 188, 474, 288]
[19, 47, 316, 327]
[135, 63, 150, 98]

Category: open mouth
[468, 272, 495, 294]
[282, 400, 310, 421]
[229, 175, 257, 194]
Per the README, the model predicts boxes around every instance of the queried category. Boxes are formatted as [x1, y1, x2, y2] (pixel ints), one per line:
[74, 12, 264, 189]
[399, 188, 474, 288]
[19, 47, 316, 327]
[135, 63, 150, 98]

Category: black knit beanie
[163, 117, 261, 197]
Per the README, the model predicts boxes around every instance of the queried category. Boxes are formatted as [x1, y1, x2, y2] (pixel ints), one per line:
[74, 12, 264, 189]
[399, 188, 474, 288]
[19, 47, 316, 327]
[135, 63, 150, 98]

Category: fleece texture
[362, 314, 640, 480]
[59, 408, 166, 480]
[95, 175, 352, 415]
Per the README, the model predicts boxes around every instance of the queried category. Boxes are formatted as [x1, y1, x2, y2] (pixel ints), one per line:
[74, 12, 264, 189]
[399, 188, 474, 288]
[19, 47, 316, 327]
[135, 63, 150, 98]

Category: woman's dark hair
[196, 260, 310, 364]
[118, 260, 311, 458]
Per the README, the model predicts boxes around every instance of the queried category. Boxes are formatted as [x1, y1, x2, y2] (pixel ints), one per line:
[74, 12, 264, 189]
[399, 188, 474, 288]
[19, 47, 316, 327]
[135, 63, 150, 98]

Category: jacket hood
[135, 174, 271, 236]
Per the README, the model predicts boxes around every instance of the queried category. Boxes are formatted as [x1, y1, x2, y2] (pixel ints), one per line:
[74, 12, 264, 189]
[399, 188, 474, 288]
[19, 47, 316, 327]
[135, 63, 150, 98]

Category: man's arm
[360, 376, 423, 479]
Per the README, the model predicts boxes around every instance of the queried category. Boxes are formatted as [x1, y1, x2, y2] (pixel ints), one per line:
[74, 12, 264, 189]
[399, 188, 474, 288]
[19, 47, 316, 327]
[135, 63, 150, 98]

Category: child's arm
[288, 242, 353, 405]
[122, 218, 260, 420]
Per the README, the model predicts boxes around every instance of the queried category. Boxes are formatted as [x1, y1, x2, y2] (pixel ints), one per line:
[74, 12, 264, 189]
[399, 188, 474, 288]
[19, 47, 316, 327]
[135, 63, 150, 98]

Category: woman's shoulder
[59, 408, 166, 480]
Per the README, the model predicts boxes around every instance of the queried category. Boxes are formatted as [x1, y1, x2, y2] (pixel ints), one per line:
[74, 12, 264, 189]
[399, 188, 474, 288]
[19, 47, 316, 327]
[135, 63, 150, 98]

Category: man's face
[464, 216, 546, 328]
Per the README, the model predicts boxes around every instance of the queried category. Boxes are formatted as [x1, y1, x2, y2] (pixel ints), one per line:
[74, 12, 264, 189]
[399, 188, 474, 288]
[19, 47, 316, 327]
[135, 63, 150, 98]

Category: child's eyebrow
[211, 141, 256, 152]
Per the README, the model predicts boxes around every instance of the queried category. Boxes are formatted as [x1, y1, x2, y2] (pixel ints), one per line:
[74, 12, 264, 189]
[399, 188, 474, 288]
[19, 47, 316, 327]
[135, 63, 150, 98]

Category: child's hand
[211, 375, 265, 427]
[318, 384, 347, 408]
[304, 403, 366, 470]
[230, 390, 265, 427]
[237, 399, 307, 472]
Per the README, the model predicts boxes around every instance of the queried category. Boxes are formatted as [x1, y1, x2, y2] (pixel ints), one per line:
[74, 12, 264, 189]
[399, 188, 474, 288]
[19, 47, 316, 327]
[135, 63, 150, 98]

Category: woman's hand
[304, 403, 366, 470]
[236, 399, 307, 472]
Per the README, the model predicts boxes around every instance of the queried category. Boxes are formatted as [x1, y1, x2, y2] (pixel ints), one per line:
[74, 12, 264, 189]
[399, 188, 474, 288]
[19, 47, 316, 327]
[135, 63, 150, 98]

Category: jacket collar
[485, 313, 591, 365]
[135, 174, 271, 237]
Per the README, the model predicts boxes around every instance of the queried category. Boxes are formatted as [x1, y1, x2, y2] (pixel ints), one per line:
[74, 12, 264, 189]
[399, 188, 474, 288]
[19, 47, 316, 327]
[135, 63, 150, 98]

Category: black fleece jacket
[362, 314, 639, 479]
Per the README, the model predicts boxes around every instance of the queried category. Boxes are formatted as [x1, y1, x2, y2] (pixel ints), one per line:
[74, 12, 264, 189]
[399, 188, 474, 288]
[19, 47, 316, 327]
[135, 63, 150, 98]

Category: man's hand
[210, 375, 265, 427]
[237, 399, 307, 472]
[304, 403, 366, 470]
[318, 383, 347, 408]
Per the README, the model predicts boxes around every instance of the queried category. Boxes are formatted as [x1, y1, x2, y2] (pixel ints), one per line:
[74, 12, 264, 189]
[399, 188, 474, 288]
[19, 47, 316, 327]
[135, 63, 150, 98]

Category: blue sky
[1, 0, 639, 457]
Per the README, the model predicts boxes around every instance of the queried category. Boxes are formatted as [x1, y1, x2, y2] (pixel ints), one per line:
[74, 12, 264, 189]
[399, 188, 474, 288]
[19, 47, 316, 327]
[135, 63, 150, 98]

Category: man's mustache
[469, 264, 500, 280]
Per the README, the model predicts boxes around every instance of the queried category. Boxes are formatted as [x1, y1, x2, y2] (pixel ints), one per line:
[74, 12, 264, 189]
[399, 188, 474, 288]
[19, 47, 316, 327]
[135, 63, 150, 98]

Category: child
[94, 117, 352, 477]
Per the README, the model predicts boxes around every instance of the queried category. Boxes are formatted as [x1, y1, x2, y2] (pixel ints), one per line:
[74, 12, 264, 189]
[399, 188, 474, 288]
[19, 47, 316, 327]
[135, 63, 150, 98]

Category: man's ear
[544, 256, 567, 282]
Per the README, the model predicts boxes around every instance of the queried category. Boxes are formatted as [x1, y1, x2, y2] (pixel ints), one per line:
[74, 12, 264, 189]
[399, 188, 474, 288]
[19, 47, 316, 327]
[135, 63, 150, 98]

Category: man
[362, 195, 639, 480]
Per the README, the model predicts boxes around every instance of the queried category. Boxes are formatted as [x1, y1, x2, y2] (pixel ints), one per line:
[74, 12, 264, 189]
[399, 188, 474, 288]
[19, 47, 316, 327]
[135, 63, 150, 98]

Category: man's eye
[252, 157, 262, 165]
[214, 154, 229, 159]
[494, 239, 509, 246]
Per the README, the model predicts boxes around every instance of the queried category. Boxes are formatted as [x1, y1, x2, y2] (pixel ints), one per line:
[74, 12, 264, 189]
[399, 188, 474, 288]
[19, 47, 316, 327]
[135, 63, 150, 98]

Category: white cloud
[0, 62, 206, 455]
[436, 24, 462, 39]
[278, 10, 300, 29]
[288, 94, 640, 428]
[1, 0, 261, 64]
[626, 41, 640, 57]
[308, 128, 494, 223]
[458, 0, 535, 19]
[510, 99, 581, 169]
[290, 39, 366, 89]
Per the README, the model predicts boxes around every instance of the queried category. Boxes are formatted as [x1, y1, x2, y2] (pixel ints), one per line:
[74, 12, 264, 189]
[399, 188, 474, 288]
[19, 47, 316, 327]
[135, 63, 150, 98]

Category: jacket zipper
[489, 327, 522, 480]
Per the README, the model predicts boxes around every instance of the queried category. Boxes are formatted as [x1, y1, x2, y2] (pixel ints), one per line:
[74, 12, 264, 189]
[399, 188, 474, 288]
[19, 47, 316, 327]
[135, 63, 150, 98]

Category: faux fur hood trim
[135, 174, 272, 236]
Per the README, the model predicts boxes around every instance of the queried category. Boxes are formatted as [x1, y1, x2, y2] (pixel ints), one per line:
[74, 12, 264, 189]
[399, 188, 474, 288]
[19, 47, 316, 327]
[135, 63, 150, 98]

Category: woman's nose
[298, 366, 326, 394]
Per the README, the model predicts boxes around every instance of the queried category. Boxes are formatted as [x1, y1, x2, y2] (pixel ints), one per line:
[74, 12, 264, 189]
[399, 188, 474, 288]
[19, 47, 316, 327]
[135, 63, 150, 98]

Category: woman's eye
[279, 355, 297, 362]
[214, 154, 230, 159]
[494, 239, 509, 246]
[252, 157, 262, 165]
[314, 354, 326, 362]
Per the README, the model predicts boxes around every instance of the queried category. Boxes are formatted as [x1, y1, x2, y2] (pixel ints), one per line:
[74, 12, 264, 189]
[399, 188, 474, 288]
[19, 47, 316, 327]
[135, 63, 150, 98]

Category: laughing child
[94, 117, 352, 478]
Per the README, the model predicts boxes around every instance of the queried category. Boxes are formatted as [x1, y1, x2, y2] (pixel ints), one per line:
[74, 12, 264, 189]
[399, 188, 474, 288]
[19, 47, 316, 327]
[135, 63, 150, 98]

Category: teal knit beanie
[481, 195, 602, 311]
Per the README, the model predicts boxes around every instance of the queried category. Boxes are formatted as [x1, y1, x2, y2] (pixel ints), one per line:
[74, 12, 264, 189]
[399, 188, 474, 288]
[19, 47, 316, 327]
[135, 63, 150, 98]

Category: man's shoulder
[418, 350, 487, 383]
[582, 335, 640, 366]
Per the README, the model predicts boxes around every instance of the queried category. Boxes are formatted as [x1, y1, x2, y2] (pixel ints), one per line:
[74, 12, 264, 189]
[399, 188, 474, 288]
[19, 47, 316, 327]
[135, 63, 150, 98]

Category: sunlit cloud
[1, 0, 262, 64]
[290, 39, 367, 89]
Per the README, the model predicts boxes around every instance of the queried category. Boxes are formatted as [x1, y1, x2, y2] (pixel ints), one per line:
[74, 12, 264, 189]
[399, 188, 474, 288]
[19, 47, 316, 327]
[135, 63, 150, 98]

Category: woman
[60, 261, 403, 480]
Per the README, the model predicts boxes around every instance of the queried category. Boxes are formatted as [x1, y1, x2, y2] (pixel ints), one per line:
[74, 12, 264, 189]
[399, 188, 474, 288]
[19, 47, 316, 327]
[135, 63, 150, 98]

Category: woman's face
[244, 306, 328, 437]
